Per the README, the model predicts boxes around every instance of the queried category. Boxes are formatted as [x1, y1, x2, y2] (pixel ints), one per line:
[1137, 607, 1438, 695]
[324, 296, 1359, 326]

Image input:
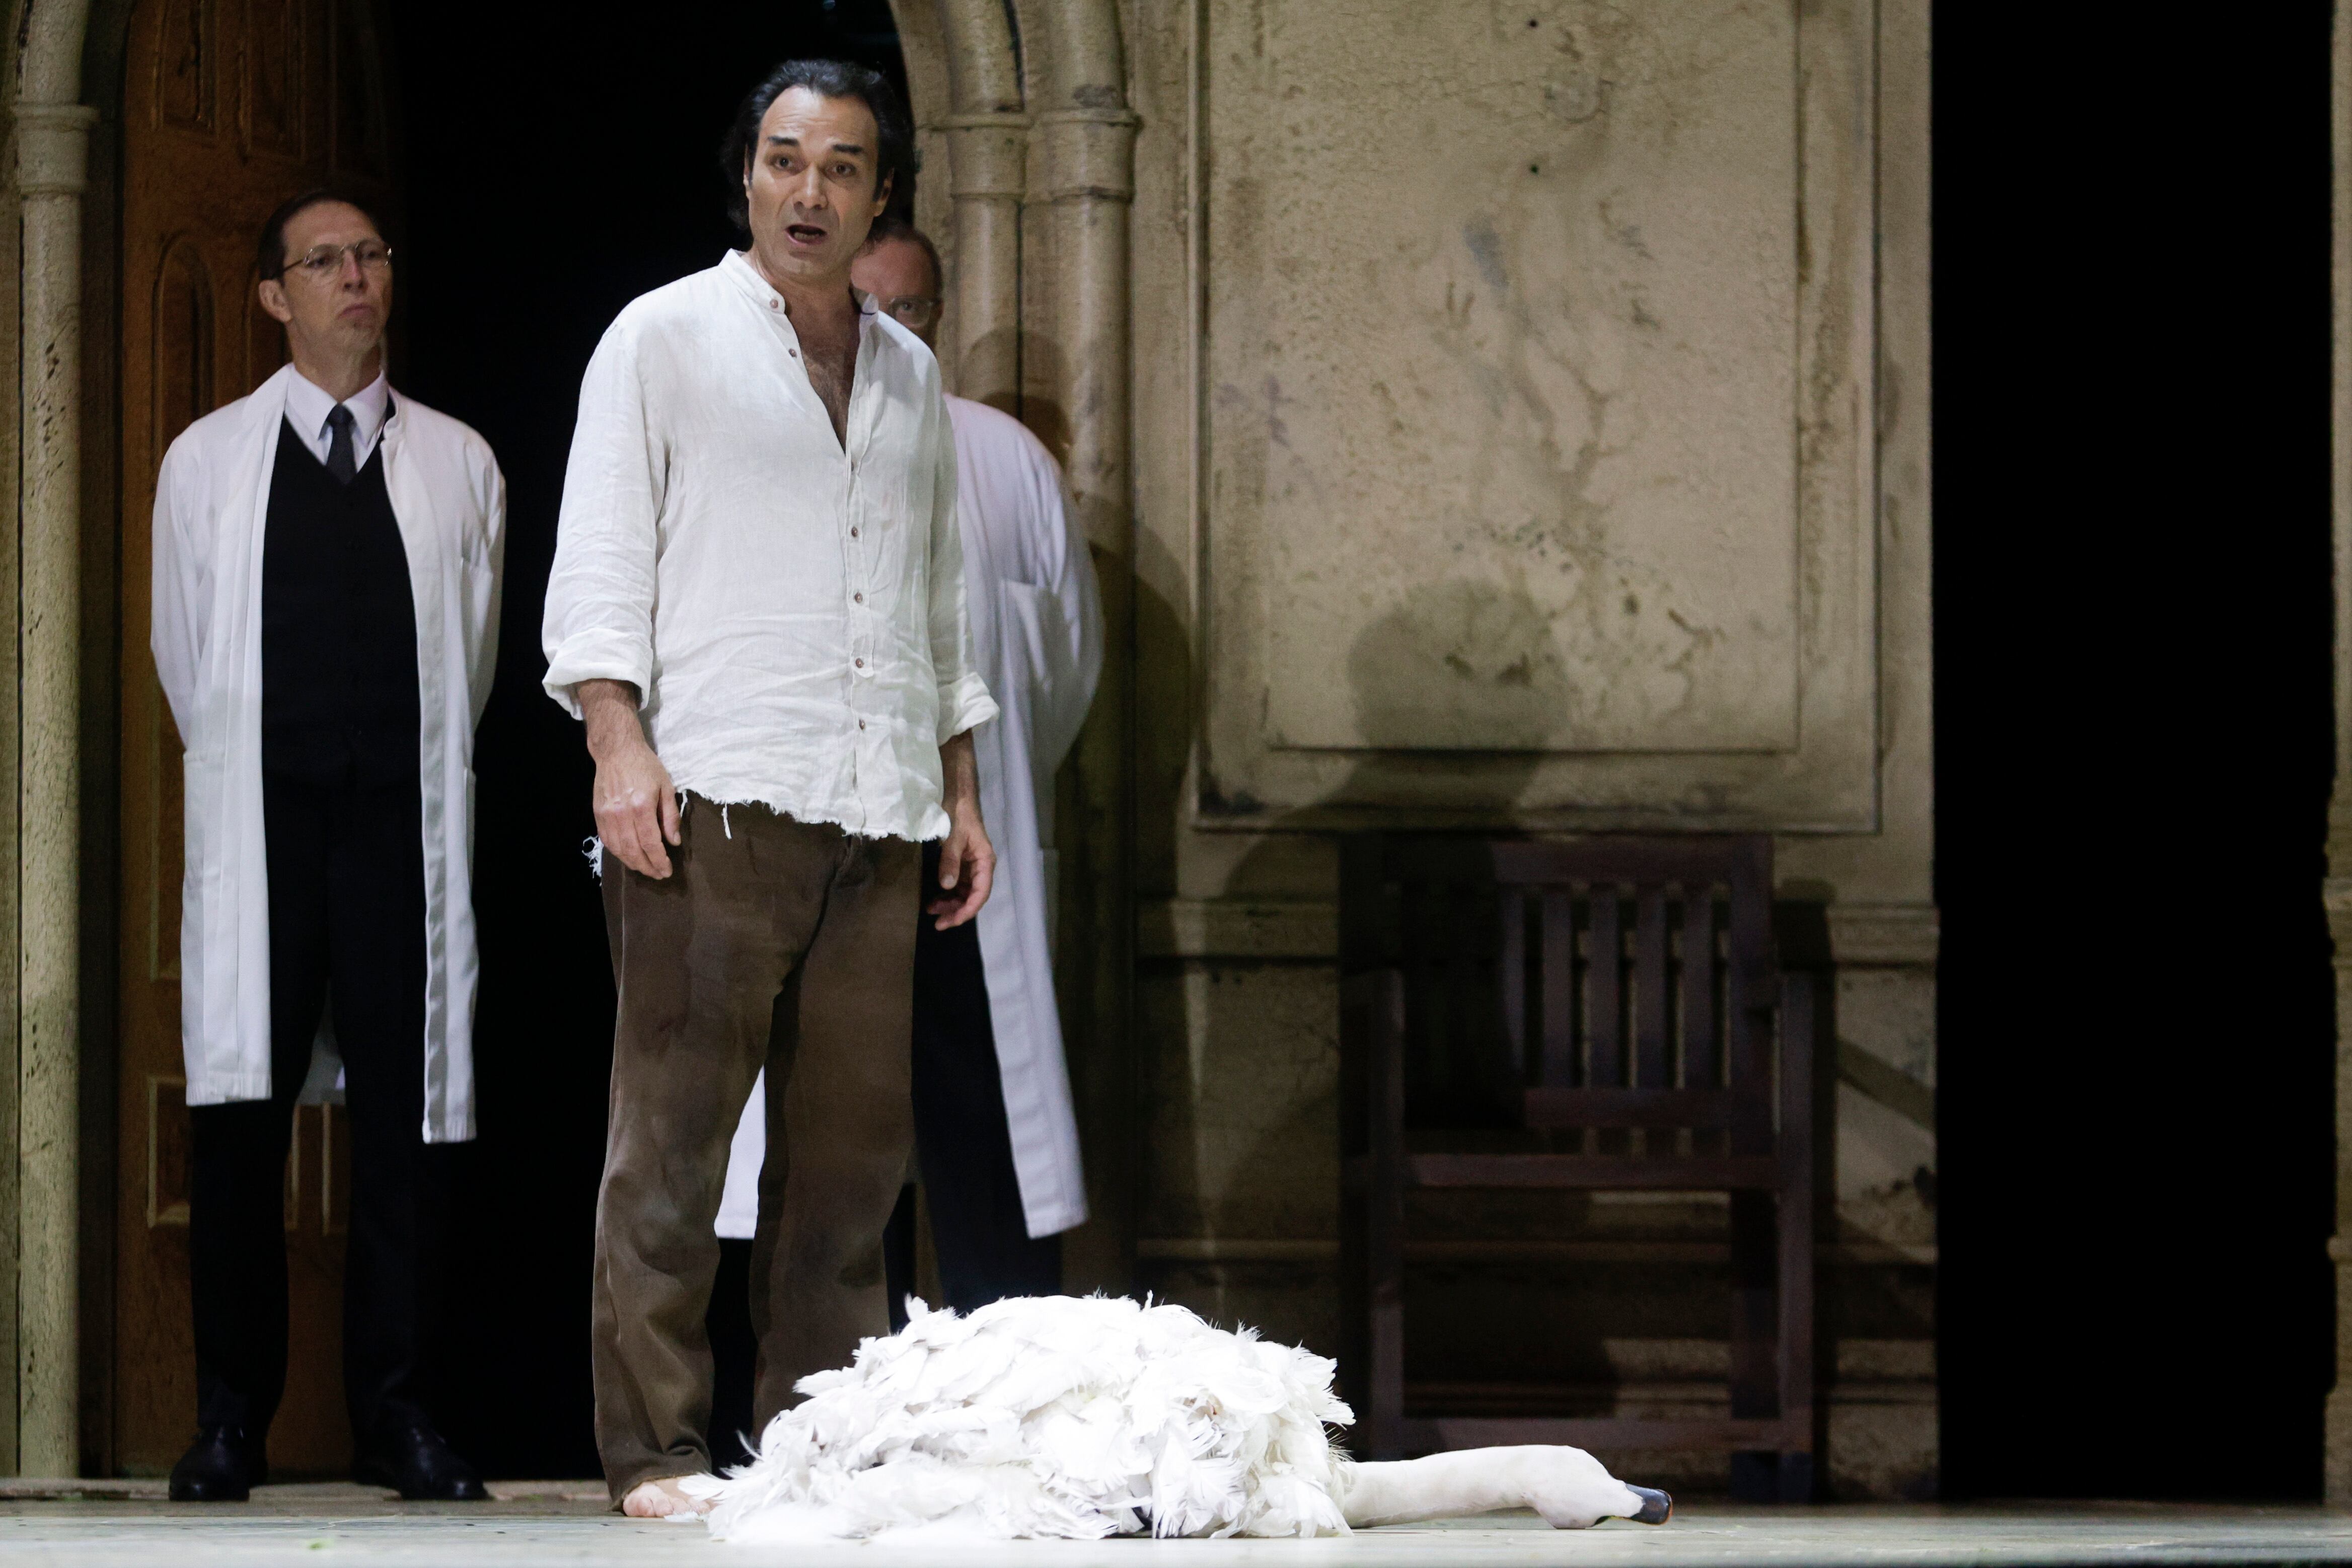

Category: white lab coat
[152, 363, 506, 1142]
[717, 395, 1100, 1240]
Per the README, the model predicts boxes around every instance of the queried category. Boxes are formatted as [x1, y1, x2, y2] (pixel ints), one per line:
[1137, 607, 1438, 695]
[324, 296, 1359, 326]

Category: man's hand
[579, 679, 680, 880]
[929, 729, 994, 929]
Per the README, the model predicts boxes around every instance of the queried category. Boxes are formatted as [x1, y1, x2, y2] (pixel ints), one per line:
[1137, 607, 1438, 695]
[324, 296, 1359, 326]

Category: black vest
[260, 417, 421, 789]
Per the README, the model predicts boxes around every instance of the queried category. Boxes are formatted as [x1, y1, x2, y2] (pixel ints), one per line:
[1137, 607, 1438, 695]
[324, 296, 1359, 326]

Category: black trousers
[886, 843, 1062, 1320]
[186, 769, 447, 1446]
[705, 844, 1060, 1469]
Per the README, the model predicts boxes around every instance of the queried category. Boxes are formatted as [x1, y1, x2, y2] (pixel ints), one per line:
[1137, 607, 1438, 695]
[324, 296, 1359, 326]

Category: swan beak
[1626, 1485, 1673, 1525]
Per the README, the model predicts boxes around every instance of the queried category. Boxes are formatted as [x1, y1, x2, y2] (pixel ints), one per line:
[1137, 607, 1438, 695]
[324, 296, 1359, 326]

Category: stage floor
[1, 1486, 2347, 1566]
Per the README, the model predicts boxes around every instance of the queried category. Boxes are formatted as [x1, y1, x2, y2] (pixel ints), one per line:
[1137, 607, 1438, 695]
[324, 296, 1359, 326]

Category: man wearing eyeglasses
[152, 189, 505, 1502]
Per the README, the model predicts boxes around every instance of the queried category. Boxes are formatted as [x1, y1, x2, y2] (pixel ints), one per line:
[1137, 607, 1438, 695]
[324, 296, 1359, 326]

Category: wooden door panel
[242, 0, 307, 161]
[243, 276, 289, 395]
[275, 1104, 349, 1464]
[156, 0, 217, 135]
[117, 0, 395, 1479]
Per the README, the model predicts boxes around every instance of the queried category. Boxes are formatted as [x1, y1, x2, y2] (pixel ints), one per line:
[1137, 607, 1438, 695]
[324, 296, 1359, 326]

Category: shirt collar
[721, 249, 880, 324]
[283, 363, 391, 450]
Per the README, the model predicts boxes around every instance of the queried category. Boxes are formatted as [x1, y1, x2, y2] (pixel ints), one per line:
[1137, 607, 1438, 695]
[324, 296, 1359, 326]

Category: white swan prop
[681, 1294, 1672, 1541]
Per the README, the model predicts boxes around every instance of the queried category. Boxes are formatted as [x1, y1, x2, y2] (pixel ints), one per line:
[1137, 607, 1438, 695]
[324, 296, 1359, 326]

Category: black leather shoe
[169, 1425, 266, 1502]
[353, 1422, 488, 1502]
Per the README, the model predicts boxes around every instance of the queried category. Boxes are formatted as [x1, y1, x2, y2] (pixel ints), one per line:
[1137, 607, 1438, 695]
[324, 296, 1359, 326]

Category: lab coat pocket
[178, 746, 230, 899]
[998, 580, 1055, 700]
[174, 745, 230, 1046]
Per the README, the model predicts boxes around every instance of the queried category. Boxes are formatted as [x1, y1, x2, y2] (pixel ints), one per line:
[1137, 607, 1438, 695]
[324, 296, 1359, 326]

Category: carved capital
[1031, 108, 1140, 203]
[944, 118, 1029, 201]
[11, 104, 98, 197]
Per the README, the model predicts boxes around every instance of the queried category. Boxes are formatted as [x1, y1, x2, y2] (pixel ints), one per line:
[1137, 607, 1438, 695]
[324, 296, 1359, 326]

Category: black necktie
[325, 404, 357, 485]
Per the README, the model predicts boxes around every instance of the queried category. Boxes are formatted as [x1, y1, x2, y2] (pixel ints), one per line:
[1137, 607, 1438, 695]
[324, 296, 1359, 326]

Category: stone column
[2325, 0, 2352, 1509]
[939, 114, 1027, 409]
[1024, 0, 1136, 1290]
[933, 0, 1027, 410]
[13, 95, 94, 1479]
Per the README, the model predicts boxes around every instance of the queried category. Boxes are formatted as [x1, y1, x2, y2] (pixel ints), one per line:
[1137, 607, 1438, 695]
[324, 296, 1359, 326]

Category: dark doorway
[113, 0, 405, 1480]
[1933, 6, 2336, 1500]
[390, 1, 908, 1478]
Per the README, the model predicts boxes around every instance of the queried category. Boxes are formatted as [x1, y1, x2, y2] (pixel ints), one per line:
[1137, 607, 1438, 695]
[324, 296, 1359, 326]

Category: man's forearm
[579, 678, 648, 761]
[930, 727, 993, 922]
[577, 677, 680, 878]
[939, 728, 980, 815]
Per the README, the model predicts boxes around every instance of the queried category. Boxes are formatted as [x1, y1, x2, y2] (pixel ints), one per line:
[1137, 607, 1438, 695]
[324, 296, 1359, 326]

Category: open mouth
[784, 222, 828, 247]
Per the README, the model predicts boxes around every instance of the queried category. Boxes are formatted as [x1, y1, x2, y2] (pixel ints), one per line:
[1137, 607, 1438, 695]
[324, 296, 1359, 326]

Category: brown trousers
[590, 795, 920, 1499]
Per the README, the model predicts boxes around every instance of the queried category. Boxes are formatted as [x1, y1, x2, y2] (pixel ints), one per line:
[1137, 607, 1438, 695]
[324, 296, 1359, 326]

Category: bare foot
[621, 1476, 711, 1519]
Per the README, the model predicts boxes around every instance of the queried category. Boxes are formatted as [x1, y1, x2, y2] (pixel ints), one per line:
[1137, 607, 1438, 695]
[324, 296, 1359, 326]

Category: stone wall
[0, 3, 25, 1478]
[0, 0, 1935, 1486]
[1115, 0, 1936, 1499]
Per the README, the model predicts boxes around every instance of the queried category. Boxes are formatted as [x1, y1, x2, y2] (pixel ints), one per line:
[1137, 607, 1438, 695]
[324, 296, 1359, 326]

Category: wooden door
[116, 0, 396, 1477]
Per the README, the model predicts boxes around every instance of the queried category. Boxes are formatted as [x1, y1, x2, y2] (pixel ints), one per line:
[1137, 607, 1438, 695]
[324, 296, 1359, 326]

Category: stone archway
[0, 0, 1142, 1475]
[893, 0, 1139, 1294]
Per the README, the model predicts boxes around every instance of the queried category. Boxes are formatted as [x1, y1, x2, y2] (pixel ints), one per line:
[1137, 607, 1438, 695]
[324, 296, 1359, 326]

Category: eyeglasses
[279, 241, 393, 281]
[879, 294, 939, 330]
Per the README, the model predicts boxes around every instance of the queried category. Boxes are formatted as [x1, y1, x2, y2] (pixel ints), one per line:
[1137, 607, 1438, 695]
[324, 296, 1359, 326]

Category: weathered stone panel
[1220, 1, 1802, 757]
[1191, 0, 1881, 829]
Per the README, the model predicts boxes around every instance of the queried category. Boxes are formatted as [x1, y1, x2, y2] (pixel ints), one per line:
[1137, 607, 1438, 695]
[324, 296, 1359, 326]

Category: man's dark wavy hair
[718, 58, 915, 231]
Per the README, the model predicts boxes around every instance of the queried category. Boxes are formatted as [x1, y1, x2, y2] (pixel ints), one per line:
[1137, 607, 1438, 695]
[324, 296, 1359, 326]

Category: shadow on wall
[1347, 577, 1569, 765]
[1137, 577, 1561, 1351]
[1139, 580, 1905, 1499]
[960, 326, 1072, 464]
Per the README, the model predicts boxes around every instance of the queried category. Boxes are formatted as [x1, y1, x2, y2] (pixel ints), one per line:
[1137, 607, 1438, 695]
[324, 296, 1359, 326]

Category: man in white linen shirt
[152, 190, 503, 1503]
[540, 59, 997, 1518]
[709, 219, 1098, 1341]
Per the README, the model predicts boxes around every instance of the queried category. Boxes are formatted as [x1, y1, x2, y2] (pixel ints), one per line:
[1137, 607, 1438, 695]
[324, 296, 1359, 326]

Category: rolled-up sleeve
[925, 384, 999, 744]
[542, 320, 662, 717]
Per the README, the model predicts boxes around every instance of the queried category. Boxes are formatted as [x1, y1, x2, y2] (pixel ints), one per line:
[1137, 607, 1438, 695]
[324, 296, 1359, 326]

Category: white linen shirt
[542, 250, 997, 841]
[716, 394, 1101, 1243]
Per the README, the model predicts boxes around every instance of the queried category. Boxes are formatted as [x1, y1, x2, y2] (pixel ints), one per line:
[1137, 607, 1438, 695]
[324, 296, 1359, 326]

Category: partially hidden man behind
[152, 191, 505, 1502]
[541, 60, 998, 1518]
[710, 218, 1101, 1368]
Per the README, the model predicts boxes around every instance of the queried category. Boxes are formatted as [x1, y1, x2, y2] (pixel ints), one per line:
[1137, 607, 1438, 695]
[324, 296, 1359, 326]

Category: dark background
[389, 0, 908, 1478]
[1931, 5, 2337, 1501]
[385, 1, 2341, 1494]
